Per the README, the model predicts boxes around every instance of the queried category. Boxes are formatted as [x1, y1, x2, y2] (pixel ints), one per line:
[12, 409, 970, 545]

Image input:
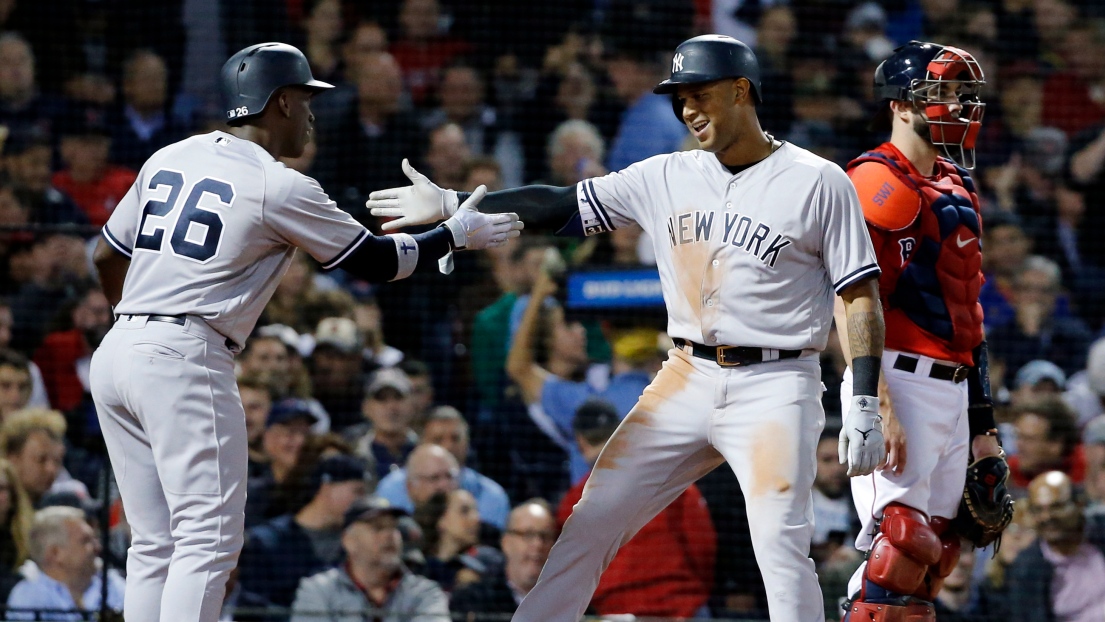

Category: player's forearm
[334, 227, 453, 282]
[93, 237, 130, 307]
[457, 185, 581, 235]
[967, 339, 998, 438]
[505, 285, 546, 385]
[840, 278, 885, 396]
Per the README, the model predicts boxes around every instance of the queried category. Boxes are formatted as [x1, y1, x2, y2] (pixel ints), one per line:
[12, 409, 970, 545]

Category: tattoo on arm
[847, 308, 885, 360]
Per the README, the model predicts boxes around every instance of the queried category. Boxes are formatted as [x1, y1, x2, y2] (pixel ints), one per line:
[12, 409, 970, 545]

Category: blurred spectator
[450, 500, 556, 618]
[5, 506, 123, 620]
[978, 211, 1031, 330]
[423, 65, 524, 187]
[995, 0, 1040, 63]
[2, 128, 87, 226]
[50, 108, 137, 228]
[402, 444, 460, 507]
[298, 0, 344, 83]
[245, 398, 319, 527]
[933, 540, 987, 621]
[422, 122, 472, 190]
[346, 368, 417, 481]
[263, 251, 323, 335]
[543, 120, 607, 186]
[0, 350, 34, 420]
[32, 286, 111, 415]
[604, 45, 688, 171]
[352, 298, 404, 371]
[0, 458, 31, 602]
[988, 256, 1092, 382]
[1068, 122, 1105, 271]
[1009, 397, 1085, 494]
[1, 409, 87, 507]
[238, 455, 369, 610]
[8, 233, 93, 355]
[413, 489, 502, 594]
[376, 407, 510, 529]
[1007, 471, 1105, 622]
[1041, 23, 1105, 138]
[1010, 359, 1067, 406]
[238, 334, 294, 398]
[389, 0, 472, 106]
[1084, 416, 1105, 509]
[975, 507, 1037, 621]
[238, 375, 273, 477]
[290, 496, 449, 622]
[109, 49, 190, 171]
[977, 61, 1046, 177]
[461, 156, 504, 192]
[810, 425, 859, 566]
[557, 397, 715, 618]
[315, 51, 426, 206]
[399, 360, 433, 429]
[310, 317, 366, 432]
[0, 32, 65, 139]
[751, 5, 797, 137]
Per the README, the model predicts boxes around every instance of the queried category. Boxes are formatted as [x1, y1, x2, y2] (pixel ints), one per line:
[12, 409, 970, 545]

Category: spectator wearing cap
[50, 107, 137, 227]
[450, 500, 557, 618]
[6, 506, 125, 620]
[1, 409, 88, 508]
[238, 455, 370, 611]
[604, 44, 688, 172]
[290, 496, 449, 622]
[989, 255, 1092, 384]
[1009, 396, 1086, 496]
[1012, 360, 1068, 407]
[310, 317, 369, 432]
[376, 407, 511, 529]
[345, 368, 418, 482]
[1, 126, 87, 227]
[245, 398, 319, 527]
[555, 397, 716, 618]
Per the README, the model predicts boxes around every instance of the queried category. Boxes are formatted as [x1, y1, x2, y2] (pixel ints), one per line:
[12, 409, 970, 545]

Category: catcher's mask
[873, 41, 986, 169]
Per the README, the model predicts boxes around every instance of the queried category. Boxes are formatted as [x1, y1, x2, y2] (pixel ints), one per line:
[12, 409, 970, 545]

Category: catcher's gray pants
[91, 314, 247, 622]
[513, 346, 827, 622]
[840, 349, 969, 598]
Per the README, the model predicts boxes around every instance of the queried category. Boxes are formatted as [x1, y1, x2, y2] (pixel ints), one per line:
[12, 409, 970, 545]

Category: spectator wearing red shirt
[556, 398, 716, 618]
[32, 286, 112, 415]
[389, 0, 471, 106]
[51, 108, 136, 228]
[1042, 24, 1105, 137]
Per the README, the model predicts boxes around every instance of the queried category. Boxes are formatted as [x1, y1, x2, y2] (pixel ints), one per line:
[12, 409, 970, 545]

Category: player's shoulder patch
[848, 161, 921, 231]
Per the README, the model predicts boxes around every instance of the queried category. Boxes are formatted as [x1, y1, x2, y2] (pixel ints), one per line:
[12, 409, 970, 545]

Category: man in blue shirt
[605, 44, 689, 171]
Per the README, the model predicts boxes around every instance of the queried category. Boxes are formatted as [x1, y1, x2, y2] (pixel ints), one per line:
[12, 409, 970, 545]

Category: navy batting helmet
[220, 43, 333, 125]
[871, 40, 986, 168]
[653, 35, 762, 102]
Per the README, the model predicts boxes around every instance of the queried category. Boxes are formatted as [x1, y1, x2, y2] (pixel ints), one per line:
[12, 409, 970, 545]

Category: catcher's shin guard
[913, 516, 961, 601]
[844, 601, 936, 622]
[864, 503, 942, 595]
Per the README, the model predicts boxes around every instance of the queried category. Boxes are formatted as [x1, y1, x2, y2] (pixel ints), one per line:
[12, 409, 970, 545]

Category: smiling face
[674, 78, 751, 154]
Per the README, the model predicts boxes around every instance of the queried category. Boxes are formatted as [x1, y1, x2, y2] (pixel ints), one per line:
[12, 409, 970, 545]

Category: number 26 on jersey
[135, 169, 233, 263]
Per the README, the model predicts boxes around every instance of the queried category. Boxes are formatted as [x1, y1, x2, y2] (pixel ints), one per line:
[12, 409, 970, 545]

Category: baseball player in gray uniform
[369, 35, 887, 622]
[88, 43, 521, 622]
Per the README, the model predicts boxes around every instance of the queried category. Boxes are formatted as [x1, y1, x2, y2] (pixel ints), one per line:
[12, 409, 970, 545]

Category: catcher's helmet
[653, 34, 762, 103]
[220, 43, 333, 125]
[872, 40, 986, 168]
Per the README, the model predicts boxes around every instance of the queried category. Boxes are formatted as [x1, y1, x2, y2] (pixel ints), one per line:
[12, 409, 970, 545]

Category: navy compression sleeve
[457, 185, 582, 236]
[330, 226, 453, 282]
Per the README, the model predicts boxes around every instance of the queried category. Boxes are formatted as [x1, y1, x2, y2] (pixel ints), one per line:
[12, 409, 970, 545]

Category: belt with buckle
[126, 314, 186, 326]
[892, 354, 969, 383]
[673, 338, 802, 367]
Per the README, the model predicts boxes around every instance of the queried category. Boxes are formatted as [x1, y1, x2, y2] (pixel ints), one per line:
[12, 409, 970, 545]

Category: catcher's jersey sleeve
[816, 164, 881, 294]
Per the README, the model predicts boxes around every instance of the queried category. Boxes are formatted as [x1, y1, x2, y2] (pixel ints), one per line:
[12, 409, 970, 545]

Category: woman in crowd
[414, 489, 502, 593]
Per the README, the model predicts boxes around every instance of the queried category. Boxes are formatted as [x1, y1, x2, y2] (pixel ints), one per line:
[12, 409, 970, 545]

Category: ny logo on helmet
[672, 53, 684, 73]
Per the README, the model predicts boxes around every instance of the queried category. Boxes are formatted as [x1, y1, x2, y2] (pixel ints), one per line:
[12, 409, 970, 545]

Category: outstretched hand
[367, 159, 460, 230]
[441, 186, 524, 250]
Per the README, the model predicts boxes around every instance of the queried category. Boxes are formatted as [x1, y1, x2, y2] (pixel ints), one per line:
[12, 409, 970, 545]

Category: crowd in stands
[0, 0, 1105, 619]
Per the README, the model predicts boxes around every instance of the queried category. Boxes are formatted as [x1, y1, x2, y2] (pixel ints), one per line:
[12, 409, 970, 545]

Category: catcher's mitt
[951, 454, 1015, 549]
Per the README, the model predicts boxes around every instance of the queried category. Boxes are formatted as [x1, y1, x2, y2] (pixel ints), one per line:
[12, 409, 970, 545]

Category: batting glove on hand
[441, 186, 523, 250]
[840, 395, 885, 477]
[367, 159, 459, 230]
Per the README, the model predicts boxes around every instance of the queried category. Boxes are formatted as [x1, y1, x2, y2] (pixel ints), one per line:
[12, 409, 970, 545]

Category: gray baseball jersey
[102, 131, 393, 346]
[575, 142, 878, 351]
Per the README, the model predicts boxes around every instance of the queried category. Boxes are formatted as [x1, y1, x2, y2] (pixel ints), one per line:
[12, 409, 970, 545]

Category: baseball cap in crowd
[314, 455, 369, 485]
[256, 323, 303, 354]
[613, 329, 665, 366]
[573, 397, 621, 436]
[1084, 415, 1105, 446]
[315, 317, 362, 355]
[1014, 360, 1067, 391]
[343, 495, 408, 530]
[58, 106, 112, 139]
[1088, 338, 1105, 397]
[1023, 127, 1068, 177]
[365, 367, 411, 397]
[266, 397, 320, 427]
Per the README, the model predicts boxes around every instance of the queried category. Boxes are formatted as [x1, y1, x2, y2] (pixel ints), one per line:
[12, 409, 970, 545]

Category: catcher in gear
[834, 41, 1011, 622]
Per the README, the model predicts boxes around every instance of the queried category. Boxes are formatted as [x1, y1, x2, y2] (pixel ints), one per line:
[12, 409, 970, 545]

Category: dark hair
[1015, 396, 1082, 458]
[413, 491, 450, 556]
[0, 349, 29, 375]
[399, 358, 431, 379]
[572, 398, 620, 445]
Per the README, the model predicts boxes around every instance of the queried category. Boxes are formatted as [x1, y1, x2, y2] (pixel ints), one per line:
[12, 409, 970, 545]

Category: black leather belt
[125, 314, 186, 326]
[892, 354, 969, 383]
[673, 338, 802, 367]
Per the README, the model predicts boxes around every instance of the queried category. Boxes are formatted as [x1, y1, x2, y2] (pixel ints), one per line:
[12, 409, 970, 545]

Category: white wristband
[390, 233, 418, 281]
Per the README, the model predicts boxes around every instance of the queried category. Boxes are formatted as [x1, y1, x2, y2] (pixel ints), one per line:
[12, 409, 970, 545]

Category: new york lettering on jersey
[665, 209, 792, 268]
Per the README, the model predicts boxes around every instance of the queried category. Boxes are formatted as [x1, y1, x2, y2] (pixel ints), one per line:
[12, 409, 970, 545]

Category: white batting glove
[366, 159, 460, 231]
[839, 395, 885, 477]
[441, 186, 523, 250]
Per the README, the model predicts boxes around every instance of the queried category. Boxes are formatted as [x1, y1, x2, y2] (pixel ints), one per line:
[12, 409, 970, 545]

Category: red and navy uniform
[847, 142, 984, 365]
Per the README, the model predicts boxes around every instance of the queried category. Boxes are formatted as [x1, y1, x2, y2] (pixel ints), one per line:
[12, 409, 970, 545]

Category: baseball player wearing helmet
[369, 34, 886, 622]
[88, 43, 520, 622]
[835, 41, 1004, 622]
